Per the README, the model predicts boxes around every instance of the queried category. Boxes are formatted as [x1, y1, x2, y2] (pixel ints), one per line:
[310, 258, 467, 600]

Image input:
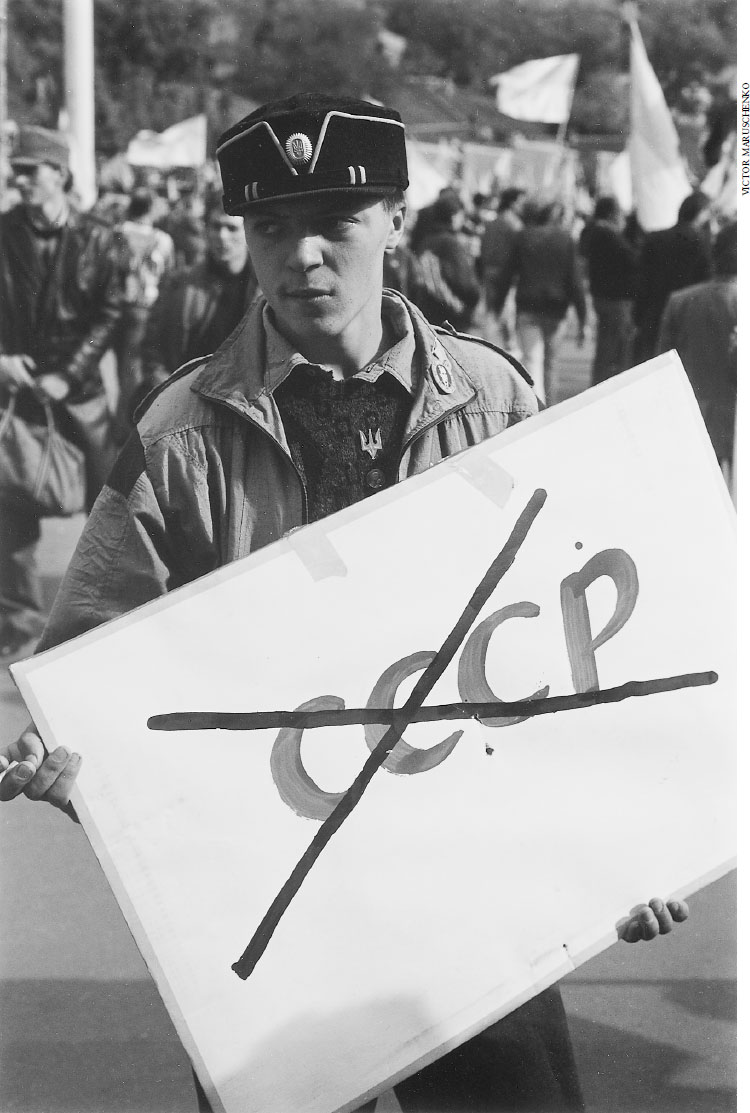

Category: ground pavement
[0, 323, 736, 1113]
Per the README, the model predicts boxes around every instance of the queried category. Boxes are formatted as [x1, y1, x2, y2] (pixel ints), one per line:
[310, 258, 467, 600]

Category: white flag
[490, 55, 579, 125]
[126, 115, 208, 169]
[627, 15, 691, 231]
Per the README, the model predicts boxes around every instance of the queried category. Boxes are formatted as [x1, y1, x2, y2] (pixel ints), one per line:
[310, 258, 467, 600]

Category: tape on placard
[285, 525, 348, 581]
[450, 454, 514, 508]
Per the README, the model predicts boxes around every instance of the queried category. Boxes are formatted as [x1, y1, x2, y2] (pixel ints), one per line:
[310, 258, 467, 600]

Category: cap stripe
[217, 120, 300, 176]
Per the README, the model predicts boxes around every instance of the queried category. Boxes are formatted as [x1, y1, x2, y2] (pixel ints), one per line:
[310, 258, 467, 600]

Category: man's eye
[323, 218, 355, 234]
[252, 221, 280, 237]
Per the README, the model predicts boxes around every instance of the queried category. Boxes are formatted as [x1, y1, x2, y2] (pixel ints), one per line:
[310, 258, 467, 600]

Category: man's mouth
[283, 288, 331, 300]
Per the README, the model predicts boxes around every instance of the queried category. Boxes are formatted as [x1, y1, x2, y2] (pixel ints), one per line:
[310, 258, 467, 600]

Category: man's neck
[278, 307, 390, 381]
[210, 254, 248, 278]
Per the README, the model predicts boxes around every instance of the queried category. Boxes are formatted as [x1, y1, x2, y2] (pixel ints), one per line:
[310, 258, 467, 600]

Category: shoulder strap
[434, 322, 535, 390]
[133, 356, 209, 424]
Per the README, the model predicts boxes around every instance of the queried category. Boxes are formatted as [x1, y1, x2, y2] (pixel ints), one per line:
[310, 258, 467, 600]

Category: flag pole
[62, 0, 97, 210]
[555, 55, 580, 146]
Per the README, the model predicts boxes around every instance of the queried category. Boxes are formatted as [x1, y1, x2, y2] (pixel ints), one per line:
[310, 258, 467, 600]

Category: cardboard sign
[12, 353, 735, 1113]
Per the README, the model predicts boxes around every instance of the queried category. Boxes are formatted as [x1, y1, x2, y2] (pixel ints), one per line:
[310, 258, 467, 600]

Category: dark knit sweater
[274, 363, 412, 523]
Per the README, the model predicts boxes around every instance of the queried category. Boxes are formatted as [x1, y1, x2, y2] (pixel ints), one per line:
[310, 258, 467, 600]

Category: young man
[139, 197, 257, 395]
[579, 195, 638, 385]
[0, 94, 687, 1112]
[492, 200, 588, 406]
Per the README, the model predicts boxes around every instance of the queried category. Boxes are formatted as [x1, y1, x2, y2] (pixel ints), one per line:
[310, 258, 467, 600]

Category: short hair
[498, 187, 524, 211]
[204, 195, 243, 226]
[380, 187, 406, 213]
[677, 190, 709, 224]
[712, 222, 736, 276]
[593, 195, 620, 222]
[127, 188, 155, 221]
[432, 194, 462, 224]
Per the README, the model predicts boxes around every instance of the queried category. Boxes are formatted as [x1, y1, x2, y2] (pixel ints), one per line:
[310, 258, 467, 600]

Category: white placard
[12, 353, 736, 1113]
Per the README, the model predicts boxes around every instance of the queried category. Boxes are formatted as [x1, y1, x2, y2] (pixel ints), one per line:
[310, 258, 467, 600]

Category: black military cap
[217, 92, 409, 214]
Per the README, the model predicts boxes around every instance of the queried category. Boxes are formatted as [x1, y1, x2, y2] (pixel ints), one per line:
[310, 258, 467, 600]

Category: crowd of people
[0, 121, 737, 665]
[0, 93, 719, 1113]
[390, 182, 736, 451]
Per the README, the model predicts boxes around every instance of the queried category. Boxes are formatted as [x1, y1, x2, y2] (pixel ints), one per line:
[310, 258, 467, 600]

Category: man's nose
[287, 235, 323, 270]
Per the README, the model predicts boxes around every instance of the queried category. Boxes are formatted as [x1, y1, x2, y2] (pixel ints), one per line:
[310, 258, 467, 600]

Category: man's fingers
[636, 904, 660, 941]
[618, 902, 659, 943]
[43, 753, 82, 810]
[618, 897, 690, 943]
[667, 898, 689, 923]
[648, 897, 674, 935]
[0, 753, 41, 800]
[24, 748, 81, 805]
[618, 919, 642, 943]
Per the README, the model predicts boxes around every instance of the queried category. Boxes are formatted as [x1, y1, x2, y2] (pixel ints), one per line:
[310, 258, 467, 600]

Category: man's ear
[385, 203, 407, 254]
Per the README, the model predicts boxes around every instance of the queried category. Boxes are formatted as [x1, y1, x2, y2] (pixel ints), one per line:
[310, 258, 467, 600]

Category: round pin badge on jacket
[431, 360, 455, 394]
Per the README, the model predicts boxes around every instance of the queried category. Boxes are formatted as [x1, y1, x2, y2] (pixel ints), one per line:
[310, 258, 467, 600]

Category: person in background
[1, 94, 690, 1113]
[410, 192, 480, 332]
[579, 195, 638, 384]
[494, 200, 587, 405]
[113, 188, 175, 435]
[461, 191, 495, 273]
[409, 185, 462, 256]
[656, 221, 736, 476]
[633, 190, 712, 362]
[133, 198, 257, 416]
[480, 186, 526, 355]
[158, 186, 206, 268]
[0, 126, 122, 661]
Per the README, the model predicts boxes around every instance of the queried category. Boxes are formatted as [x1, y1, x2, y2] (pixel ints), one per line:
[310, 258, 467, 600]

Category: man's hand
[0, 724, 81, 810]
[0, 354, 36, 391]
[34, 373, 71, 402]
[617, 897, 689, 943]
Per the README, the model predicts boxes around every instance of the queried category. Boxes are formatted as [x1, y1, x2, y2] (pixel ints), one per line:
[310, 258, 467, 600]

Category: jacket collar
[192, 290, 478, 438]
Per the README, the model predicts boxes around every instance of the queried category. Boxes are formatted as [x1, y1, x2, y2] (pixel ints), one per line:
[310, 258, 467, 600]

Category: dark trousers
[0, 496, 45, 638]
[193, 986, 584, 1112]
[591, 298, 634, 385]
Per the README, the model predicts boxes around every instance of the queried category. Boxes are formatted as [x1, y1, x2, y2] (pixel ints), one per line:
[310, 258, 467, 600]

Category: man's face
[11, 161, 66, 210]
[243, 194, 405, 350]
[205, 212, 248, 272]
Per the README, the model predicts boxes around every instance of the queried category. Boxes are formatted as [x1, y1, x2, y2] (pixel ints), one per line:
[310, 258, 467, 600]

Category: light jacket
[39, 291, 537, 651]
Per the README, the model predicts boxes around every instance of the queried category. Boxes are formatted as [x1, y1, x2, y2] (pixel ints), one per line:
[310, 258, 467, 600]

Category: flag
[126, 115, 208, 169]
[405, 140, 451, 211]
[490, 55, 579, 125]
[626, 11, 691, 231]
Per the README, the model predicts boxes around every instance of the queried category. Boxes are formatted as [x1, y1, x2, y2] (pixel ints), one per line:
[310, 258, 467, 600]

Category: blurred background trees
[6, 0, 736, 153]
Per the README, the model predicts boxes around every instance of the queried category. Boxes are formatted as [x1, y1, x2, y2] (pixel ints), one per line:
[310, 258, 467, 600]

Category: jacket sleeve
[35, 429, 215, 653]
[655, 295, 677, 356]
[63, 224, 124, 391]
[434, 235, 480, 310]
